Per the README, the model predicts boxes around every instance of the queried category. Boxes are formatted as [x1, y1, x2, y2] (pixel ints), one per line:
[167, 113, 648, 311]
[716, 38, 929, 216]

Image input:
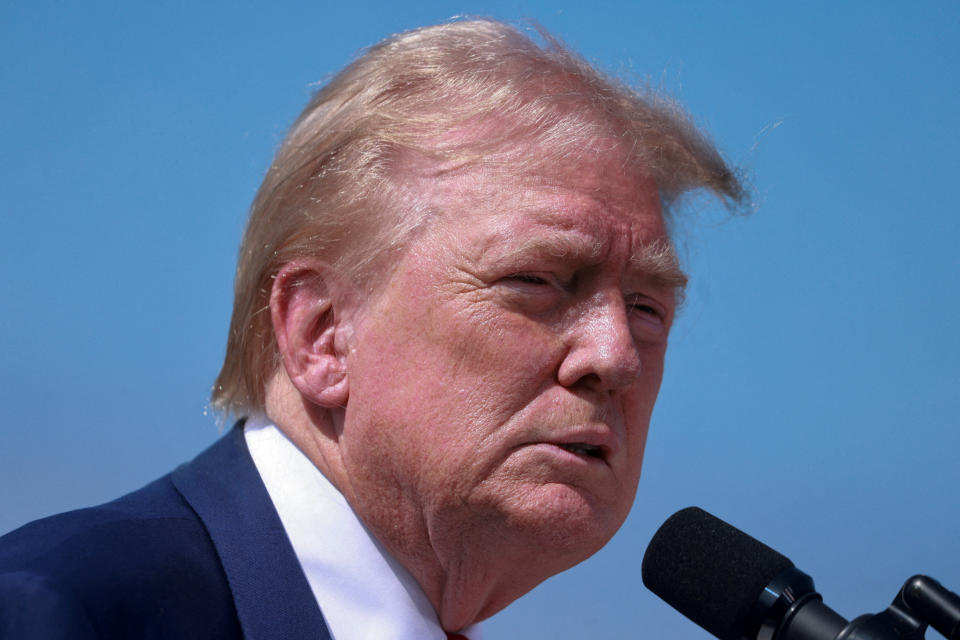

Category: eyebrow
[494, 231, 688, 293]
[629, 238, 689, 292]
[498, 232, 602, 262]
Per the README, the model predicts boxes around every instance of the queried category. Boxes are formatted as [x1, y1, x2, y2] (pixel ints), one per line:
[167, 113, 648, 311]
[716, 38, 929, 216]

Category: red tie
[447, 634, 470, 640]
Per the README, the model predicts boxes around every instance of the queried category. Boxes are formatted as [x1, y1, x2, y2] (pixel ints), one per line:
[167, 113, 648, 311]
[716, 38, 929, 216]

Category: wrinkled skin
[271, 149, 683, 630]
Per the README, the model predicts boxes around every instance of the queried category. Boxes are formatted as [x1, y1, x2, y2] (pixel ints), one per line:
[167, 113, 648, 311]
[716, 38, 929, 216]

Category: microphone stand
[834, 575, 960, 640]
[771, 575, 960, 640]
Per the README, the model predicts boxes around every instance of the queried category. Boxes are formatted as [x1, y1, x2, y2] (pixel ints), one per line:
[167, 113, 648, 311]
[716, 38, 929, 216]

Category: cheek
[622, 347, 666, 457]
[347, 298, 547, 441]
[625, 422, 650, 487]
[424, 299, 564, 401]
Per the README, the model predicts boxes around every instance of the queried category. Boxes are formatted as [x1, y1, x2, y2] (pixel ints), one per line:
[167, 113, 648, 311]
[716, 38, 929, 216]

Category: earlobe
[270, 261, 352, 408]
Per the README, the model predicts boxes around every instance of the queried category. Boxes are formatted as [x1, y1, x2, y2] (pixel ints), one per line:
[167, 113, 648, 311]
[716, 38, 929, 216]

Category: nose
[557, 293, 641, 393]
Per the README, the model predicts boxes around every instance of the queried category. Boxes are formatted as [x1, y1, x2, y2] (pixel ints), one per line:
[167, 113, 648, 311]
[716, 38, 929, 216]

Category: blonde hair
[211, 18, 745, 415]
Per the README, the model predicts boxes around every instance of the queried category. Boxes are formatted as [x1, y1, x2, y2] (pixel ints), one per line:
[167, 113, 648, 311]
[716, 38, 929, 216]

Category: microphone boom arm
[836, 575, 960, 640]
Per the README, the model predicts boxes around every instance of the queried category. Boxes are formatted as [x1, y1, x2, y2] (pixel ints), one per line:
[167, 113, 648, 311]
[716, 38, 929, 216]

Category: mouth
[556, 442, 606, 460]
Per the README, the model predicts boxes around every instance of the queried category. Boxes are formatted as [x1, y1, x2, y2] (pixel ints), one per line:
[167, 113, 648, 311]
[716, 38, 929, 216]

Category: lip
[535, 423, 620, 464]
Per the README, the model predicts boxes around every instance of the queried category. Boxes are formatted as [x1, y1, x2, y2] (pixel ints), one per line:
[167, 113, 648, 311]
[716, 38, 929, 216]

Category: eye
[625, 294, 669, 331]
[496, 272, 567, 313]
[505, 273, 551, 286]
[628, 300, 661, 317]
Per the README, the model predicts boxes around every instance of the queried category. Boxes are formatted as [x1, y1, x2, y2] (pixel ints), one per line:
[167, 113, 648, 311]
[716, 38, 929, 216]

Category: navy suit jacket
[0, 424, 333, 639]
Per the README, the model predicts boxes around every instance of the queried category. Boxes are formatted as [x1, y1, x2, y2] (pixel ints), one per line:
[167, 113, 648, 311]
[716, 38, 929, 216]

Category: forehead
[420, 150, 671, 266]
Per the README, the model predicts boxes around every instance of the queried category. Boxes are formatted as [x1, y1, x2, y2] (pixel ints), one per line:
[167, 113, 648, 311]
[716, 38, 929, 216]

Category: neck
[407, 513, 581, 630]
[263, 372, 567, 631]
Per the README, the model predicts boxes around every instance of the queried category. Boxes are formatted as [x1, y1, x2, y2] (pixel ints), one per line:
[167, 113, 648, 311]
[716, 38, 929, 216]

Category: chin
[504, 482, 628, 561]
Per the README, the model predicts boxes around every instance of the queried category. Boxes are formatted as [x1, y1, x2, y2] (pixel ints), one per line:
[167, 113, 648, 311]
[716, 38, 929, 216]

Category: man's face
[338, 148, 680, 568]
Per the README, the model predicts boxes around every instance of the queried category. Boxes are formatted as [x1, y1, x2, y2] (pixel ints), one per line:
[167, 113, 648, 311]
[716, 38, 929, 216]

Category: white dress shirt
[245, 417, 481, 640]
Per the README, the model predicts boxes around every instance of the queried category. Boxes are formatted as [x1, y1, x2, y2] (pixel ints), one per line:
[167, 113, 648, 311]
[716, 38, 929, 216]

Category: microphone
[641, 507, 960, 640]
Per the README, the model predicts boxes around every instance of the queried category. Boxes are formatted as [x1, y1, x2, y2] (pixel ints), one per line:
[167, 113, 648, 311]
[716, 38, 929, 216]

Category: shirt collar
[244, 417, 481, 640]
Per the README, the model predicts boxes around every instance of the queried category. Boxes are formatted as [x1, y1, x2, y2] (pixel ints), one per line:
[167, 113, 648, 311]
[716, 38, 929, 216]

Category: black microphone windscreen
[642, 507, 795, 640]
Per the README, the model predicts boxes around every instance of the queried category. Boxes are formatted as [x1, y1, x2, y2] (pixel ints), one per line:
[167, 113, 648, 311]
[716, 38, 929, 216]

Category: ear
[270, 261, 355, 408]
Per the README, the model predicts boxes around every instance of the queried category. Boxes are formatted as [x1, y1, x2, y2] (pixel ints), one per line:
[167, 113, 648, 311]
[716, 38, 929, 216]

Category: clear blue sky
[2, 2, 958, 638]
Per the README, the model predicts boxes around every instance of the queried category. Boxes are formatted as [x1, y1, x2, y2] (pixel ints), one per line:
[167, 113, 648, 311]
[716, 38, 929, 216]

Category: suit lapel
[172, 423, 332, 640]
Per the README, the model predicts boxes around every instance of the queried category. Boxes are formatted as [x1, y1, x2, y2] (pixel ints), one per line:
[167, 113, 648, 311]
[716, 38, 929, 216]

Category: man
[0, 19, 743, 639]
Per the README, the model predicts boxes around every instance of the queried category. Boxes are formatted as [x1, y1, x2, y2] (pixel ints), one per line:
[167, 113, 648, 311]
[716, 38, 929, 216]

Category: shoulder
[0, 474, 242, 638]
